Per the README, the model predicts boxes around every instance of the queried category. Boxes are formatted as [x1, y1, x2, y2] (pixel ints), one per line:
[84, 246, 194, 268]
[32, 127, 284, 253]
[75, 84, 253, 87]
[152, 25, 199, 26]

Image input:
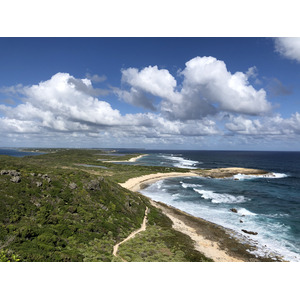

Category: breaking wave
[233, 172, 288, 180]
[193, 188, 250, 204]
[160, 155, 201, 169]
[180, 181, 203, 189]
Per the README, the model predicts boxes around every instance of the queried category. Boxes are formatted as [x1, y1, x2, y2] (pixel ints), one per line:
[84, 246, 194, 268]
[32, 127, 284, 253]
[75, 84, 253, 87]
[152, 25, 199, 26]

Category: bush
[0, 249, 20, 262]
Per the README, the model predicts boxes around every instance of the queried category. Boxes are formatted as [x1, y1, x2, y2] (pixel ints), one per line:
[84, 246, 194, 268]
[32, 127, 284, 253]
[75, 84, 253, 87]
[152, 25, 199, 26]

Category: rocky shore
[148, 200, 280, 262]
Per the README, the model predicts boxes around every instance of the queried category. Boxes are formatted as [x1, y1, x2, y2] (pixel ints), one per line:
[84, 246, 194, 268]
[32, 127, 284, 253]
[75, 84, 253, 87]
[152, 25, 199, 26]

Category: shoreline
[120, 171, 282, 262]
[104, 154, 148, 163]
[119, 171, 199, 192]
[119, 167, 270, 192]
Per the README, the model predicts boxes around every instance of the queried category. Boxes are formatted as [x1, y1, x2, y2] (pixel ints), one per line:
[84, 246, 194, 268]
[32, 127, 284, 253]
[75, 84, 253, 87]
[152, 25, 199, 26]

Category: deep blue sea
[0, 148, 45, 157]
[119, 150, 300, 262]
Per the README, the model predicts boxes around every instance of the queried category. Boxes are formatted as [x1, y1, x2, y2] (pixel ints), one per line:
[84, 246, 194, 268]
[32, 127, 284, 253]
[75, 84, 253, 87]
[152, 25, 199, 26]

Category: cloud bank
[118, 56, 271, 120]
[0, 55, 299, 149]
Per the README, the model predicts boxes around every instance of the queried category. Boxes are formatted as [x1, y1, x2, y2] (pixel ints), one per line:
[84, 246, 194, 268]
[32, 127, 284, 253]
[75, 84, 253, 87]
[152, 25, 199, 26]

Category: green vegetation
[117, 206, 212, 262]
[0, 149, 210, 262]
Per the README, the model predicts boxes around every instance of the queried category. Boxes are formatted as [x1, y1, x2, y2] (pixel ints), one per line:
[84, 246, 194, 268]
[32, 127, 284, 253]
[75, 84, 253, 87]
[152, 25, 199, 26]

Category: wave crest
[193, 189, 249, 204]
[160, 155, 201, 169]
[233, 172, 288, 180]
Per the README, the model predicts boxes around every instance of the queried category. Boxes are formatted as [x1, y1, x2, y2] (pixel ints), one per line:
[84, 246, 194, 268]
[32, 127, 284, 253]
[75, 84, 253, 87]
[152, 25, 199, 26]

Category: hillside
[0, 149, 211, 262]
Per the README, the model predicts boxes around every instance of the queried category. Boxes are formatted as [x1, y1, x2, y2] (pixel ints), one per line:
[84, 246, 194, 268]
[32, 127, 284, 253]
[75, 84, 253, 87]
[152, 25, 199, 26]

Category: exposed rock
[36, 182, 43, 187]
[10, 171, 20, 176]
[1, 170, 20, 176]
[30, 173, 36, 176]
[86, 180, 101, 191]
[41, 174, 51, 183]
[230, 208, 238, 213]
[240, 220, 243, 223]
[196, 167, 268, 179]
[69, 182, 77, 190]
[10, 176, 21, 183]
[242, 229, 258, 235]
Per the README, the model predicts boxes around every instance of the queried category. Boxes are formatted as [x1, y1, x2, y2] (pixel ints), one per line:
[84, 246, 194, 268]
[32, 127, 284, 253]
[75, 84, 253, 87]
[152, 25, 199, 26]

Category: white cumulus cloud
[118, 56, 271, 120]
[274, 37, 300, 63]
[0, 72, 222, 147]
[178, 56, 271, 115]
[116, 66, 178, 111]
[0, 67, 299, 149]
[225, 113, 300, 136]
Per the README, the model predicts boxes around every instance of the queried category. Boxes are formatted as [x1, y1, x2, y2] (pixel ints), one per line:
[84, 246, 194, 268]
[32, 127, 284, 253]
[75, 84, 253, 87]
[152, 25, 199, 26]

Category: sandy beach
[104, 154, 148, 163]
[120, 171, 199, 192]
[120, 171, 279, 262]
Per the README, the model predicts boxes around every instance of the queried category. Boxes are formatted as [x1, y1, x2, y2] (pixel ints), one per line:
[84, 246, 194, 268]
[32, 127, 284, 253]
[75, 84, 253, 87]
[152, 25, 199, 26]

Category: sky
[1, 37, 300, 150]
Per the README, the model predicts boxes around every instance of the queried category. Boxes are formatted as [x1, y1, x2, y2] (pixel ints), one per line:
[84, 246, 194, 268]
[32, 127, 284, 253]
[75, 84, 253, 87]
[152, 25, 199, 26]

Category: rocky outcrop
[69, 182, 77, 190]
[230, 208, 238, 213]
[10, 176, 21, 183]
[1, 170, 20, 176]
[242, 229, 258, 235]
[195, 167, 268, 179]
[41, 174, 51, 183]
[1, 170, 21, 183]
[85, 179, 101, 191]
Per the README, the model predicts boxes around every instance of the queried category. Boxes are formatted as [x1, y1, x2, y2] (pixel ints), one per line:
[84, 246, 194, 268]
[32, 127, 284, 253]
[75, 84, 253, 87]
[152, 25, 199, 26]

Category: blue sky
[1, 37, 300, 150]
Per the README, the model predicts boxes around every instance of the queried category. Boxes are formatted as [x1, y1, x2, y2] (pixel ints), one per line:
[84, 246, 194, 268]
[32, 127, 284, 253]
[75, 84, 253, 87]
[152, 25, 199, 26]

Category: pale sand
[149, 200, 243, 262]
[119, 171, 245, 262]
[120, 171, 199, 192]
[105, 154, 148, 163]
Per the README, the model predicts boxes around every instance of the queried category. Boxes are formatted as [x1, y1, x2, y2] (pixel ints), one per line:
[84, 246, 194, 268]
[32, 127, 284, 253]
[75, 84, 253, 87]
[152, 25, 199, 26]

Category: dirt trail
[113, 207, 149, 261]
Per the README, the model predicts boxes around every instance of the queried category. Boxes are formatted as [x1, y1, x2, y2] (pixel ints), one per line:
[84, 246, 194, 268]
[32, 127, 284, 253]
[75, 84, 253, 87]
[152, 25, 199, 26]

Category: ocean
[0, 148, 45, 157]
[120, 150, 300, 262]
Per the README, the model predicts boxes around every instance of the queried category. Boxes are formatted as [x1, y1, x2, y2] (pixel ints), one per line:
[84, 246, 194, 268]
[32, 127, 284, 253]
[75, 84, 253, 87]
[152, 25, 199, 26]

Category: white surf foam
[237, 208, 257, 216]
[141, 177, 300, 262]
[160, 155, 201, 169]
[193, 189, 249, 204]
[181, 182, 203, 189]
[233, 172, 288, 180]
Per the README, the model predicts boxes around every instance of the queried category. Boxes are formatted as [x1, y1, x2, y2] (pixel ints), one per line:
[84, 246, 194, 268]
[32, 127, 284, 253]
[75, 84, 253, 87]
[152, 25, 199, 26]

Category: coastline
[119, 171, 199, 192]
[104, 154, 148, 163]
[120, 171, 282, 262]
